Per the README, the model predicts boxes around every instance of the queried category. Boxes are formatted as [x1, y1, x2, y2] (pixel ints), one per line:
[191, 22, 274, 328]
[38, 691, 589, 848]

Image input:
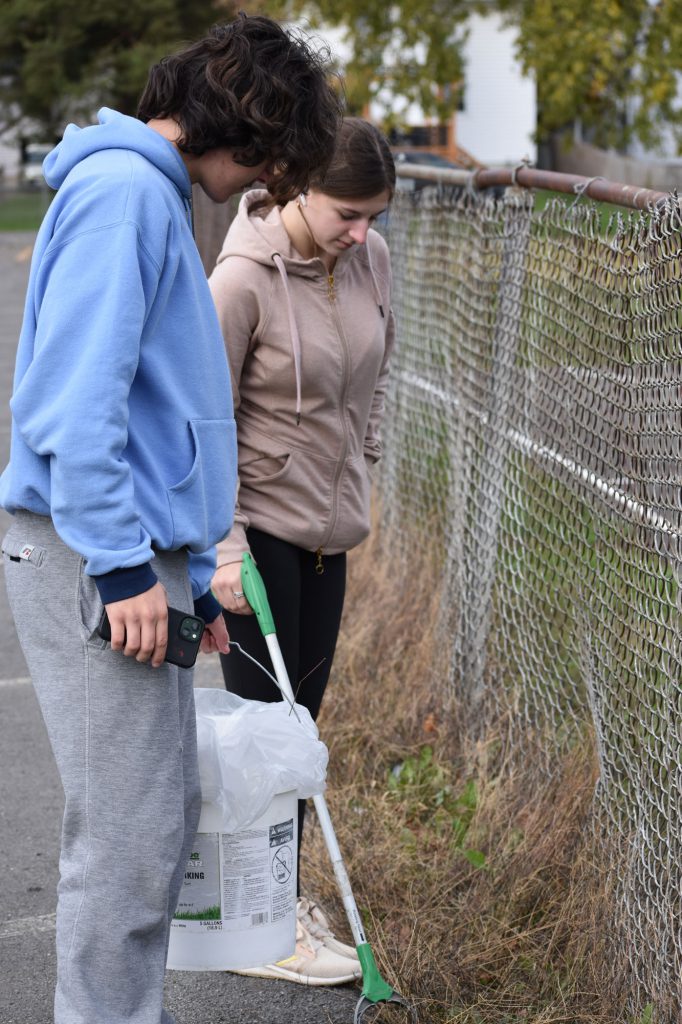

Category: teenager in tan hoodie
[208, 118, 395, 986]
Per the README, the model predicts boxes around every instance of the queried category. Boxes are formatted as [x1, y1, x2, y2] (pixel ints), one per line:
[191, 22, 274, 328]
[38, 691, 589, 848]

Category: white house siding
[322, 14, 535, 166]
[455, 12, 536, 166]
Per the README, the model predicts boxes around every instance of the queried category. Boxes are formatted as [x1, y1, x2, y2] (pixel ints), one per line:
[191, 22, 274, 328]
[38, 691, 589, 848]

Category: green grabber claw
[240, 552, 419, 1024]
[353, 944, 418, 1023]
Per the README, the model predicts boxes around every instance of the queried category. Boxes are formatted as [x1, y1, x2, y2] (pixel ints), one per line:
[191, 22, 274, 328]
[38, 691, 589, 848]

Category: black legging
[221, 527, 346, 894]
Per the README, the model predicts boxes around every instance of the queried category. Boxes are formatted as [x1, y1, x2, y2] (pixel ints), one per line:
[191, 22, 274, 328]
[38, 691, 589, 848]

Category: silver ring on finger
[232, 590, 244, 599]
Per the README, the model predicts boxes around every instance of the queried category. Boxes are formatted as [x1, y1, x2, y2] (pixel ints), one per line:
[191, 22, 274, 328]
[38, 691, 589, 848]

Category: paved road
[0, 232, 359, 1024]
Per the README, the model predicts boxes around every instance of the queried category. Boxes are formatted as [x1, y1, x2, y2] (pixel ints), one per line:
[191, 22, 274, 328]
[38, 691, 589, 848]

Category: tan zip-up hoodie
[209, 189, 395, 565]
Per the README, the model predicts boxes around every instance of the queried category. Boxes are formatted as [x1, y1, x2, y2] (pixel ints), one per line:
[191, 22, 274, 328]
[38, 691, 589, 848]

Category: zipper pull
[327, 274, 335, 302]
[314, 548, 325, 575]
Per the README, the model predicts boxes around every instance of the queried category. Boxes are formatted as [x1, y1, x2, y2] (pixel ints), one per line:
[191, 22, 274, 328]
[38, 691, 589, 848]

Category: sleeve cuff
[194, 590, 222, 623]
[93, 563, 158, 604]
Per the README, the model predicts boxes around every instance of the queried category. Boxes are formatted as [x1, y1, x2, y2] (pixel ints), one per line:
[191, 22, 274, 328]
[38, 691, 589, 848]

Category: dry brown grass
[299, 531, 631, 1024]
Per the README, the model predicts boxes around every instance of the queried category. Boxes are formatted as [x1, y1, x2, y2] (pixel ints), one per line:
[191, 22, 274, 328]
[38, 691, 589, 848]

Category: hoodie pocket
[168, 418, 237, 550]
[330, 453, 372, 550]
[239, 434, 292, 486]
[78, 567, 108, 648]
[238, 435, 337, 549]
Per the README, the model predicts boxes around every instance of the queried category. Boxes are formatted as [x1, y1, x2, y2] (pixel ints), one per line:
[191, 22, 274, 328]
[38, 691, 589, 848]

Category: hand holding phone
[98, 606, 205, 668]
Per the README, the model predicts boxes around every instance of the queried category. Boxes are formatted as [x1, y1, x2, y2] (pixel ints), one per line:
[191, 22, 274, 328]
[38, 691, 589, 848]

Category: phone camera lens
[180, 617, 201, 641]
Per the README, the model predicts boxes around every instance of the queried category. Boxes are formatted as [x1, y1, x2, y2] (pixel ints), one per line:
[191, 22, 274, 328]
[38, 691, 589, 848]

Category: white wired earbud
[295, 193, 318, 260]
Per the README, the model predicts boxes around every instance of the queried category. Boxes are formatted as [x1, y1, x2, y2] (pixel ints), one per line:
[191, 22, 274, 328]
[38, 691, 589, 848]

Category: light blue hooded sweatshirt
[0, 109, 236, 615]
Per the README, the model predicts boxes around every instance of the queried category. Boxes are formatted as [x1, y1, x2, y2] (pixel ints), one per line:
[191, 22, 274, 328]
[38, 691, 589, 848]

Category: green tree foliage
[286, 0, 469, 126]
[0, 0, 280, 138]
[498, 0, 682, 150]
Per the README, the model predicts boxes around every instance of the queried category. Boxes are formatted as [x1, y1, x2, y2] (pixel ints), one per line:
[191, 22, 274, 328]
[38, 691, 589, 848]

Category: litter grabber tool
[240, 552, 418, 1024]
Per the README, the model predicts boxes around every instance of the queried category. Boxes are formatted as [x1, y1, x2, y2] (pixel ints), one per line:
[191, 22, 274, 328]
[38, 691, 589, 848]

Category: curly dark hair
[137, 13, 342, 204]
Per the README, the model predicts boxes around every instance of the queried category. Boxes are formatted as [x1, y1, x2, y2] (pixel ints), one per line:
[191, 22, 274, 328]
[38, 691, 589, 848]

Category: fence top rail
[396, 162, 671, 211]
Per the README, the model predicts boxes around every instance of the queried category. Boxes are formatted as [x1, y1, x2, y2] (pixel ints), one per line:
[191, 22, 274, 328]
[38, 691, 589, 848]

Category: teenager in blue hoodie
[0, 15, 340, 1024]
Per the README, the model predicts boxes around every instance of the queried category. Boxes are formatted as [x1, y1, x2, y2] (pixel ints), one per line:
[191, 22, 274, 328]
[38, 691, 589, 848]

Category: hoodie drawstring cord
[272, 253, 302, 426]
[365, 238, 385, 319]
[271, 237, 385, 426]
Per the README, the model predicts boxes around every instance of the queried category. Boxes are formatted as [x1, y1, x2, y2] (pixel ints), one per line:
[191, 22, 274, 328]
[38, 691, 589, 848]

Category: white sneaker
[232, 917, 361, 986]
[297, 897, 359, 961]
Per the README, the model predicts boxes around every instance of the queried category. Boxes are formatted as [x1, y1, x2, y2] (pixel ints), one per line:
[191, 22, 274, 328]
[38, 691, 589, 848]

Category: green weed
[387, 745, 486, 867]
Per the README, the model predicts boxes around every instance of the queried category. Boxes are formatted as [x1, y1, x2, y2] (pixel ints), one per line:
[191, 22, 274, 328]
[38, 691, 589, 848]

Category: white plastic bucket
[167, 790, 297, 971]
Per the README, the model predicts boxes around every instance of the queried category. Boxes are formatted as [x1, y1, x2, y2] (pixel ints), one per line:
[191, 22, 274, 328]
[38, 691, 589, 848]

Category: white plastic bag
[194, 687, 328, 832]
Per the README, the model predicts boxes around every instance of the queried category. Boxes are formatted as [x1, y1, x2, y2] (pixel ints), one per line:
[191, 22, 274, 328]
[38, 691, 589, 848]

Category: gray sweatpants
[3, 512, 201, 1024]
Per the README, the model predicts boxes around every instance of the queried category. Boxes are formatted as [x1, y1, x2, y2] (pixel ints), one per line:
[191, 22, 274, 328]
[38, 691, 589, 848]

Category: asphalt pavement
[0, 231, 359, 1024]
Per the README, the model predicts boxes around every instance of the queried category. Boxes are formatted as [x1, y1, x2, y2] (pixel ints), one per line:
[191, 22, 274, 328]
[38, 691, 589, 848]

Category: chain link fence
[380, 184, 682, 1018]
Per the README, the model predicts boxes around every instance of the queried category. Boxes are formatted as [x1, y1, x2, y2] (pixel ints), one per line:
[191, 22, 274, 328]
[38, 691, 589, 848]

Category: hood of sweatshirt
[44, 107, 191, 199]
[217, 189, 327, 279]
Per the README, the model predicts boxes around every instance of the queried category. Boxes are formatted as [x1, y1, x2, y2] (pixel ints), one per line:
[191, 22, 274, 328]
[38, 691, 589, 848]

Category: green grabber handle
[240, 552, 418, 1020]
[240, 552, 276, 637]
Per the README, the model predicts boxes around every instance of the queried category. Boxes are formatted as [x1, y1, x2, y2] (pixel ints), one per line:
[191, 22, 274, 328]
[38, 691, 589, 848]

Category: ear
[298, 193, 308, 207]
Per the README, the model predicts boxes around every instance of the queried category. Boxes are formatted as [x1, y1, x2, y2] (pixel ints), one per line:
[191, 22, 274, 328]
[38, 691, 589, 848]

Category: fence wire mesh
[380, 186, 682, 1017]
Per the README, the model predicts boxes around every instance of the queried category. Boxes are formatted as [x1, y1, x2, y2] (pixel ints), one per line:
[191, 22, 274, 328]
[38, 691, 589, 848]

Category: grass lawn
[0, 189, 53, 231]
[533, 187, 634, 232]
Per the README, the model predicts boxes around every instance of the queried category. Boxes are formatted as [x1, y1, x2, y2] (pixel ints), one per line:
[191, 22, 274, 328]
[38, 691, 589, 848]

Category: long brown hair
[309, 117, 396, 201]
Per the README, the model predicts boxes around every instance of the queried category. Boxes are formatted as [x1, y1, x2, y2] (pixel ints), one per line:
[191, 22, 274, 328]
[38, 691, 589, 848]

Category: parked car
[21, 143, 53, 187]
